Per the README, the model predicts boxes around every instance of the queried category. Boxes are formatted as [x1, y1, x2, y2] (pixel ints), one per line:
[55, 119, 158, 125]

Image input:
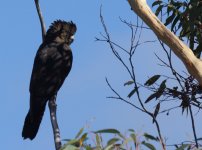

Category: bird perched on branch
[22, 20, 77, 140]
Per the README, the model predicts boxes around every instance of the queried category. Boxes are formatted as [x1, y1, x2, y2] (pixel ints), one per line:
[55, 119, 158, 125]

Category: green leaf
[95, 134, 102, 148]
[128, 87, 138, 98]
[75, 127, 84, 139]
[153, 103, 160, 123]
[128, 129, 135, 132]
[104, 144, 114, 150]
[144, 75, 160, 86]
[124, 81, 134, 86]
[171, 14, 180, 31]
[158, 80, 166, 94]
[145, 92, 158, 103]
[107, 138, 120, 146]
[142, 141, 156, 150]
[95, 129, 120, 134]
[79, 133, 88, 146]
[155, 5, 163, 16]
[130, 133, 137, 144]
[152, 0, 162, 7]
[165, 12, 176, 26]
[144, 133, 158, 141]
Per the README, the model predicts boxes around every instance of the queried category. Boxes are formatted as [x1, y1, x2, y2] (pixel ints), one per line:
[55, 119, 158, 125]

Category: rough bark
[127, 0, 202, 85]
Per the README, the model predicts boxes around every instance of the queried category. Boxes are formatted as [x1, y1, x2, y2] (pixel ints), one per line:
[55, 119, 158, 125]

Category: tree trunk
[127, 0, 202, 85]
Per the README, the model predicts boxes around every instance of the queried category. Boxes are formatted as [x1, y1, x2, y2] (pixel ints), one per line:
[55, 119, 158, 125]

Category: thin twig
[189, 105, 198, 148]
[96, 34, 129, 54]
[99, 6, 133, 78]
[34, 0, 46, 41]
[106, 78, 144, 112]
[158, 40, 185, 89]
[119, 18, 151, 30]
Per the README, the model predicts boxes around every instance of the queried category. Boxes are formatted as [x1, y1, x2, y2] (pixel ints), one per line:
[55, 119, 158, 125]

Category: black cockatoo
[22, 20, 77, 140]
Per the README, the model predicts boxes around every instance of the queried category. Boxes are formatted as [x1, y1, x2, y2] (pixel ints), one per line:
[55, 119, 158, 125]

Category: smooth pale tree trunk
[127, 0, 202, 85]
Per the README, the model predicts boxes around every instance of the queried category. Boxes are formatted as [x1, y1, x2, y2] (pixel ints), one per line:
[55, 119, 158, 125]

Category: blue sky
[1, 0, 201, 150]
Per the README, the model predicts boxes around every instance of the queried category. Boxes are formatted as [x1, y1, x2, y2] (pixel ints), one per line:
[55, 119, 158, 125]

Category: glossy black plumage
[22, 20, 77, 140]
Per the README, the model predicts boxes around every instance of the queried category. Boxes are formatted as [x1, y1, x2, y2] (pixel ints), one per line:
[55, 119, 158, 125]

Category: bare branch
[34, 0, 46, 41]
[106, 78, 144, 112]
[99, 8, 166, 149]
[49, 95, 62, 150]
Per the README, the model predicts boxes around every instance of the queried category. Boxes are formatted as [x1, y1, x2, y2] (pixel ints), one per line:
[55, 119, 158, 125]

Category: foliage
[61, 128, 158, 150]
[95, 4, 202, 149]
[61, 128, 202, 150]
[152, 0, 202, 57]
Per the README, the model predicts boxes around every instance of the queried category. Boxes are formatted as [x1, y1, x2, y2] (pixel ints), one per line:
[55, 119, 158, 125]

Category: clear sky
[1, 0, 201, 150]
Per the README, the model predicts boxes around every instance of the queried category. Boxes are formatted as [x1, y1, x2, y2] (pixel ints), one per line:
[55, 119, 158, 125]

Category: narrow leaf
[144, 133, 158, 141]
[130, 133, 137, 144]
[142, 141, 156, 150]
[145, 92, 158, 103]
[158, 80, 166, 92]
[164, 12, 175, 26]
[95, 129, 120, 134]
[144, 75, 160, 86]
[152, 0, 162, 7]
[153, 103, 160, 123]
[171, 14, 180, 31]
[75, 127, 84, 139]
[95, 134, 102, 148]
[128, 87, 138, 98]
[107, 138, 120, 146]
[79, 133, 88, 146]
[104, 144, 114, 150]
[128, 129, 135, 132]
[124, 81, 134, 86]
[155, 5, 163, 16]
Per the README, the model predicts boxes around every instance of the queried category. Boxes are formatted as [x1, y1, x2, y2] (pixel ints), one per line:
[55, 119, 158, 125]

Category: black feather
[22, 20, 76, 140]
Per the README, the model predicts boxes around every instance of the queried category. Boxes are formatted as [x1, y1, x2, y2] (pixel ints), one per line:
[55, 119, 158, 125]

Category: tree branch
[189, 105, 198, 148]
[99, 9, 166, 150]
[34, 0, 46, 41]
[49, 95, 62, 150]
[127, 0, 202, 86]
